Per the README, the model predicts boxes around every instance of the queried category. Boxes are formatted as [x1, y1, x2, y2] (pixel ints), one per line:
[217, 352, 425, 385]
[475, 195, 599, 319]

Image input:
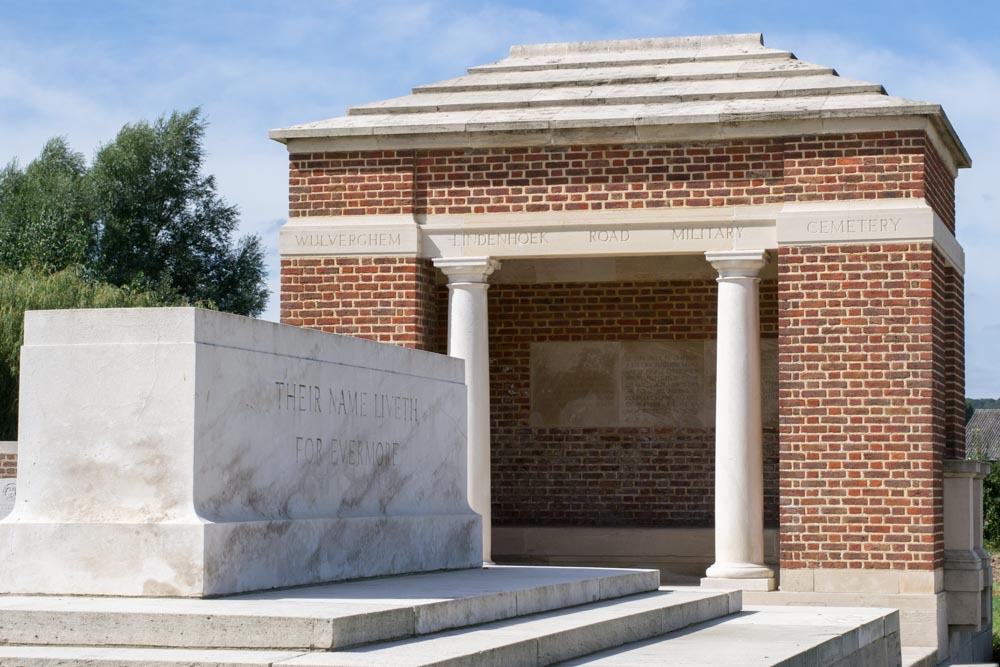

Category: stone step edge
[0, 569, 662, 651]
[0, 589, 741, 667]
[556, 605, 901, 667]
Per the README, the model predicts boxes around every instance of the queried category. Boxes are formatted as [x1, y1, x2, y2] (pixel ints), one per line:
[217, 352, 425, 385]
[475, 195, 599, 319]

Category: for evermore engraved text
[274, 381, 420, 467]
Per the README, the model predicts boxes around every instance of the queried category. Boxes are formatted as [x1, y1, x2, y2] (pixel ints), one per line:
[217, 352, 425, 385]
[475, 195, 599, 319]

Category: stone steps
[0, 567, 904, 666]
[0, 598, 904, 667]
[558, 604, 902, 667]
[0, 566, 658, 651]
[274, 588, 737, 666]
[0, 587, 737, 666]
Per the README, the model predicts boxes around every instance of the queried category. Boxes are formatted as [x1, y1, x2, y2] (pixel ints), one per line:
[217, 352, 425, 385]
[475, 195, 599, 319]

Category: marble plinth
[0, 308, 481, 597]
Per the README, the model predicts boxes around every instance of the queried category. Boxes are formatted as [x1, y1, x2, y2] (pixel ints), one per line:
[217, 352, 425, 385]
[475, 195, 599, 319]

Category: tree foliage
[0, 267, 192, 440]
[0, 108, 268, 316]
[983, 463, 1000, 550]
[0, 138, 94, 272]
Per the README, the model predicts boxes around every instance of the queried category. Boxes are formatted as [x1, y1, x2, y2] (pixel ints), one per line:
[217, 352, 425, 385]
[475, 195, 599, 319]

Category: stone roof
[269, 33, 969, 168]
[967, 409, 1000, 460]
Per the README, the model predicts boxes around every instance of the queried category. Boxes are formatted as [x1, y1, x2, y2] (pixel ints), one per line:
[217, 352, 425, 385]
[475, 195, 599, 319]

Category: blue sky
[2, 1, 999, 395]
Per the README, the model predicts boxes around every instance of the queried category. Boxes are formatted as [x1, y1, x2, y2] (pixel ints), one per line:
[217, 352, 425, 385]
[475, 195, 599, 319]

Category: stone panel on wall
[530, 339, 777, 430]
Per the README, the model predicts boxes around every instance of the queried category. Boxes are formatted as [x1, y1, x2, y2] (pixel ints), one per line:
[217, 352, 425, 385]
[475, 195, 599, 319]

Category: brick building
[270, 34, 988, 662]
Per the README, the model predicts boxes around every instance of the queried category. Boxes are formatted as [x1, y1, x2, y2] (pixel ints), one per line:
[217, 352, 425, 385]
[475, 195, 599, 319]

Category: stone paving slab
[0, 647, 303, 667]
[0, 566, 658, 650]
[557, 604, 900, 666]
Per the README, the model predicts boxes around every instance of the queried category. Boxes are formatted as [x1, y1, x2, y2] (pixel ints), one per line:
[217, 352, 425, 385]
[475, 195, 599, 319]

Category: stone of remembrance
[0, 308, 481, 597]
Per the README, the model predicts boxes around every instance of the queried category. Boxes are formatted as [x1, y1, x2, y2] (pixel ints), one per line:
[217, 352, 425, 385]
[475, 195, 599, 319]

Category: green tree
[983, 463, 1000, 550]
[0, 267, 193, 440]
[0, 138, 94, 272]
[0, 108, 268, 317]
[969, 398, 1000, 410]
[90, 109, 268, 315]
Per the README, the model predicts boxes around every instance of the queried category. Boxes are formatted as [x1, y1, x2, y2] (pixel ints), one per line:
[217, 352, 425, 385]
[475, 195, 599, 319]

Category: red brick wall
[0, 453, 15, 478]
[778, 242, 943, 571]
[289, 151, 415, 217]
[924, 147, 956, 232]
[280, 256, 438, 349]
[288, 131, 941, 218]
[281, 130, 959, 565]
[934, 249, 966, 458]
[482, 279, 779, 528]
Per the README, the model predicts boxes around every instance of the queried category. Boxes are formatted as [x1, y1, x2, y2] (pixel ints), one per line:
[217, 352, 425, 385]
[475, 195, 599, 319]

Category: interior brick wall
[478, 279, 779, 528]
[777, 242, 944, 571]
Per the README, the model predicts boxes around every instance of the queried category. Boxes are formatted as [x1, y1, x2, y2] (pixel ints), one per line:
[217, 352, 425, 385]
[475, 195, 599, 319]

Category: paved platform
[0, 568, 904, 666]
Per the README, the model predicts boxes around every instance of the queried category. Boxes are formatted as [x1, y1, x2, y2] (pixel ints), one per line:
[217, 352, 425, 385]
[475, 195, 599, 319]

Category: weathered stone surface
[0, 308, 480, 597]
[0, 478, 15, 517]
[529, 340, 777, 429]
[268, 34, 968, 170]
[0, 566, 659, 651]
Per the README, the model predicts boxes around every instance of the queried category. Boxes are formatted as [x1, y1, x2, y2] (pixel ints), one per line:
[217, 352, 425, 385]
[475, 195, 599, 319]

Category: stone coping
[269, 33, 969, 170]
[23, 308, 461, 384]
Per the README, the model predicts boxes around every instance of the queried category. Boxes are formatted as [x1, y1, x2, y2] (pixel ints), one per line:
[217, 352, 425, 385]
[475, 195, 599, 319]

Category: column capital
[433, 257, 501, 283]
[705, 250, 769, 279]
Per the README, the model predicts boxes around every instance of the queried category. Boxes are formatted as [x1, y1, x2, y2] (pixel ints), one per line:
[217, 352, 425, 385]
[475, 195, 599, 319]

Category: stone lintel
[279, 200, 964, 274]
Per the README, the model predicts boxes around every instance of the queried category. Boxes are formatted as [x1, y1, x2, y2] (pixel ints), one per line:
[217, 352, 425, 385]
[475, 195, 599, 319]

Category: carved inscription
[450, 232, 548, 247]
[672, 226, 744, 241]
[588, 230, 630, 243]
[621, 341, 709, 428]
[273, 381, 420, 468]
[0, 479, 14, 517]
[805, 217, 902, 235]
[273, 382, 419, 422]
[294, 232, 402, 248]
[532, 340, 777, 429]
[295, 437, 400, 467]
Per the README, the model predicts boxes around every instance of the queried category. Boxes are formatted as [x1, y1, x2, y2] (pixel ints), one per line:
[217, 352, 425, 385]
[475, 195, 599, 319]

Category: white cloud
[2, 5, 998, 394]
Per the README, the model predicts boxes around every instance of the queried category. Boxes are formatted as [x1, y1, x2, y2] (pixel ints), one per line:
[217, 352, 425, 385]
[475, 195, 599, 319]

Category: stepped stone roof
[967, 409, 1000, 460]
[269, 33, 968, 167]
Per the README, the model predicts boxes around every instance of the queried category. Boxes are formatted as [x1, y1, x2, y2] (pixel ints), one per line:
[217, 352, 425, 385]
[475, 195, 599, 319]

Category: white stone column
[702, 250, 775, 591]
[433, 257, 500, 564]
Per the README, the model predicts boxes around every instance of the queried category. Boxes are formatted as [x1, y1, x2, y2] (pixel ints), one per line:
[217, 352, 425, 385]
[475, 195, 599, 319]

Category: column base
[703, 561, 776, 591]
[701, 576, 776, 591]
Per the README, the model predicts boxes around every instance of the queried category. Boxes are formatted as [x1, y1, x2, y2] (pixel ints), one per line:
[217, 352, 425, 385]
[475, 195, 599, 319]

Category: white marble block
[0, 308, 481, 597]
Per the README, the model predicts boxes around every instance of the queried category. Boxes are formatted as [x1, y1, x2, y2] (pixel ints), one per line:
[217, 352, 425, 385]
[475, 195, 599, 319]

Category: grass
[994, 582, 1000, 657]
